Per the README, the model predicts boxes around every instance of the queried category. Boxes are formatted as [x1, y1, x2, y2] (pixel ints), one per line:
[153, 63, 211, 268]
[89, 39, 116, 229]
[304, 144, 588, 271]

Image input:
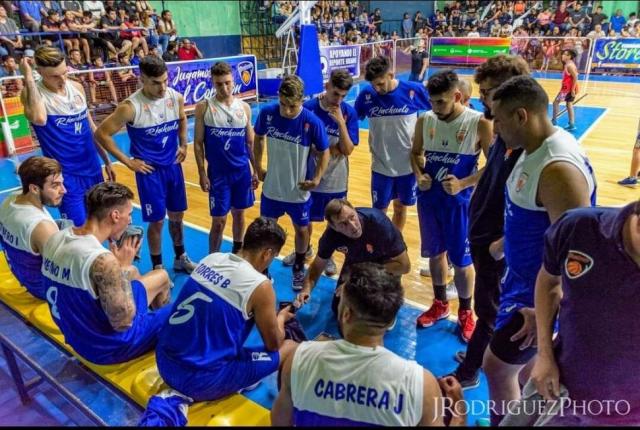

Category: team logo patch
[429, 127, 435, 139]
[505, 148, 513, 160]
[166, 98, 174, 110]
[365, 93, 372, 103]
[143, 104, 150, 112]
[366, 244, 374, 253]
[304, 122, 310, 133]
[237, 61, 254, 86]
[337, 246, 349, 254]
[515, 172, 529, 192]
[565, 250, 594, 279]
[441, 139, 448, 147]
[409, 89, 415, 99]
[456, 129, 467, 144]
[73, 94, 83, 108]
[210, 106, 217, 114]
[266, 114, 273, 124]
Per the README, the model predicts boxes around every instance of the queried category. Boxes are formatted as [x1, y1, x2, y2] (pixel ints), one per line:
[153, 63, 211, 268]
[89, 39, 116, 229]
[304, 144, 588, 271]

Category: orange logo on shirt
[565, 250, 594, 279]
[456, 129, 467, 144]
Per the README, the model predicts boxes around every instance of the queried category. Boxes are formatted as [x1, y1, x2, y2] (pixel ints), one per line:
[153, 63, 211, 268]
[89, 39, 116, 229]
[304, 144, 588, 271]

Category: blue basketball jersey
[504, 128, 596, 288]
[303, 97, 359, 194]
[254, 104, 329, 203]
[31, 80, 101, 176]
[354, 80, 430, 177]
[419, 107, 482, 204]
[0, 195, 56, 299]
[126, 87, 181, 167]
[157, 253, 268, 369]
[41, 228, 149, 364]
[203, 96, 250, 177]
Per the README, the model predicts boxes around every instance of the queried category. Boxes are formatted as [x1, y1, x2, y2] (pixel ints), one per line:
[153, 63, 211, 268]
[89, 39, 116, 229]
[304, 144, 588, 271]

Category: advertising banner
[593, 38, 640, 69]
[430, 37, 511, 65]
[319, 45, 361, 80]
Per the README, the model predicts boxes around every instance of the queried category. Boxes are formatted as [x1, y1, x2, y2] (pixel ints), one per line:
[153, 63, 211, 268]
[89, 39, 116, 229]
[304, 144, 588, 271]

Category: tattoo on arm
[91, 254, 136, 332]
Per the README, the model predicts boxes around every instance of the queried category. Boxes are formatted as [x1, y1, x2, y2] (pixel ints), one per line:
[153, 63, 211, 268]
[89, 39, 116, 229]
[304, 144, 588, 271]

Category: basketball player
[531, 199, 640, 425]
[354, 56, 431, 232]
[193, 61, 256, 254]
[617, 118, 640, 187]
[19, 46, 115, 226]
[296, 198, 410, 313]
[484, 76, 596, 425]
[155, 217, 298, 401]
[411, 70, 493, 344]
[96, 56, 196, 273]
[451, 55, 530, 390]
[457, 79, 472, 108]
[281, 69, 359, 277]
[552, 49, 578, 132]
[253, 75, 329, 290]
[41, 182, 172, 365]
[0, 157, 64, 300]
[274, 263, 466, 426]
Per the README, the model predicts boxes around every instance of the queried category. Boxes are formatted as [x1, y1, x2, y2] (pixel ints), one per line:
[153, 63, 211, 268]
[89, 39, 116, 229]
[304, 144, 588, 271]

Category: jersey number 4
[169, 292, 213, 325]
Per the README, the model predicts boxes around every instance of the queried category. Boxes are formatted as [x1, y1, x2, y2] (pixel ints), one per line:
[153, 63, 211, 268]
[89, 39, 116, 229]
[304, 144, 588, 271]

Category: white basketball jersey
[203, 96, 248, 129]
[37, 79, 87, 116]
[291, 340, 424, 426]
[0, 194, 55, 255]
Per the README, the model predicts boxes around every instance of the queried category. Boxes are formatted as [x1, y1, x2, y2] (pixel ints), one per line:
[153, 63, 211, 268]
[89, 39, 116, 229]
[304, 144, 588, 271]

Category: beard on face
[483, 102, 494, 119]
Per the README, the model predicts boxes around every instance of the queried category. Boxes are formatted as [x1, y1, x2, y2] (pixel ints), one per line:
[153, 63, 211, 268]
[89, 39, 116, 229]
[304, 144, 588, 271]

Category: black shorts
[489, 311, 537, 365]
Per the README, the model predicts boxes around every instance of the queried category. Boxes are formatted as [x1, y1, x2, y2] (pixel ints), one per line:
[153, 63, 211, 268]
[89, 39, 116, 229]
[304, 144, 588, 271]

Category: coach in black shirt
[450, 55, 529, 389]
[296, 198, 410, 311]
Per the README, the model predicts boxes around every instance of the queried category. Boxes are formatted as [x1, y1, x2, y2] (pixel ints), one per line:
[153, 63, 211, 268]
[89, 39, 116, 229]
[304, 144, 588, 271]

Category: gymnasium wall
[148, 1, 242, 58]
[603, 0, 639, 18]
[368, 1, 436, 34]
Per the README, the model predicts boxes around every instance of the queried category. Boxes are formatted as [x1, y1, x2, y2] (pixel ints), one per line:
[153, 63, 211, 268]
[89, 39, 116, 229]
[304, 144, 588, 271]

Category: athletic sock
[293, 252, 306, 272]
[232, 241, 243, 254]
[459, 296, 472, 311]
[151, 254, 162, 268]
[174, 245, 185, 259]
[434, 284, 447, 302]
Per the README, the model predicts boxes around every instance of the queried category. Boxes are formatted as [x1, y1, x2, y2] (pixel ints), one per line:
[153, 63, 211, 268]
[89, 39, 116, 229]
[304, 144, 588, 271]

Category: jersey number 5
[169, 292, 213, 325]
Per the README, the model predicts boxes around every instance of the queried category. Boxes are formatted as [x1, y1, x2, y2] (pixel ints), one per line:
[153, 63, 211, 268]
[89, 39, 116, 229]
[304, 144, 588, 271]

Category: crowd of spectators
[0, 1, 206, 99]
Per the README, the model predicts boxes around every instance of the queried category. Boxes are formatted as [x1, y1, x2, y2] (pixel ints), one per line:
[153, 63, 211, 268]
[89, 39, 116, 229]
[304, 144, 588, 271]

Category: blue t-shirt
[19, 1, 42, 21]
[610, 15, 626, 32]
[543, 203, 640, 419]
[317, 207, 406, 265]
[254, 103, 329, 203]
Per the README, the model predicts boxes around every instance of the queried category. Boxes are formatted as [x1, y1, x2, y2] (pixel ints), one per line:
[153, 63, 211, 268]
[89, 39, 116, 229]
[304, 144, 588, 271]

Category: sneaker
[458, 309, 476, 343]
[324, 258, 337, 276]
[564, 124, 577, 132]
[445, 281, 458, 300]
[292, 269, 305, 291]
[416, 299, 450, 328]
[618, 176, 638, 187]
[282, 246, 314, 266]
[173, 254, 197, 274]
[454, 350, 466, 364]
[419, 264, 455, 278]
[444, 371, 480, 391]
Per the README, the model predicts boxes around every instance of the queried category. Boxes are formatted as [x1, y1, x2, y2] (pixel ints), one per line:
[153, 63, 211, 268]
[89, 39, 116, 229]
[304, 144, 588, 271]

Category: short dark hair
[329, 69, 353, 91]
[18, 156, 61, 194]
[324, 198, 354, 224]
[426, 69, 459, 95]
[161, 9, 171, 18]
[474, 54, 530, 85]
[86, 182, 134, 221]
[562, 48, 577, 59]
[364, 56, 391, 81]
[341, 263, 404, 327]
[279, 74, 304, 102]
[211, 61, 232, 77]
[139, 55, 167, 77]
[105, 6, 115, 14]
[242, 217, 287, 253]
[68, 48, 80, 55]
[493, 75, 549, 114]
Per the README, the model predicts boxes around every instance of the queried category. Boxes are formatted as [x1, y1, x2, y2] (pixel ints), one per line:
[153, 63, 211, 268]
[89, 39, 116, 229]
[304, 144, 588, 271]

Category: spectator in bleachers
[550, 2, 570, 33]
[60, 0, 82, 19]
[401, 12, 412, 38]
[0, 5, 23, 58]
[88, 55, 119, 107]
[100, 7, 133, 57]
[537, 7, 552, 33]
[140, 10, 158, 52]
[587, 23, 605, 39]
[0, 54, 19, 77]
[177, 38, 202, 61]
[632, 21, 640, 37]
[19, 0, 43, 33]
[157, 9, 177, 54]
[118, 0, 138, 17]
[568, 2, 589, 34]
[130, 45, 144, 65]
[82, 0, 105, 20]
[629, 12, 638, 28]
[62, 9, 90, 62]
[41, 0, 63, 17]
[66, 47, 86, 70]
[414, 10, 425, 32]
[121, 14, 148, 56]
[162, 40, 178, 61]
[403, 37, 427, 82]
[41, 9, 70, 52]
[590, 5, 608, 32]
[370, 7, 382, 33]
[136, 0, 155, 16]
[610, 9, 626, 34]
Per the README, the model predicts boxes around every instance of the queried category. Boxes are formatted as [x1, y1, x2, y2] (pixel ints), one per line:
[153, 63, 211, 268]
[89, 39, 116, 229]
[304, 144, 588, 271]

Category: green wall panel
[149, 1, 240, 37]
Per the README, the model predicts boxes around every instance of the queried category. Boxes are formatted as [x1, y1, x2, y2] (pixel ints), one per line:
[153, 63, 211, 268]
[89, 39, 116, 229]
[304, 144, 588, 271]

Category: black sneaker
[445, 371, 480, 391]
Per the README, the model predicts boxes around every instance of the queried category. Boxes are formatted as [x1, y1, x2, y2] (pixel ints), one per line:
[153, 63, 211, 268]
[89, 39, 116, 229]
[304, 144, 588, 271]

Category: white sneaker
[173, 254, 197, 274]
[419, 261, 455, 278]
[282, 246, 314, 266]
[324, 258, 337, 276]
[446, 281, 458, 300]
